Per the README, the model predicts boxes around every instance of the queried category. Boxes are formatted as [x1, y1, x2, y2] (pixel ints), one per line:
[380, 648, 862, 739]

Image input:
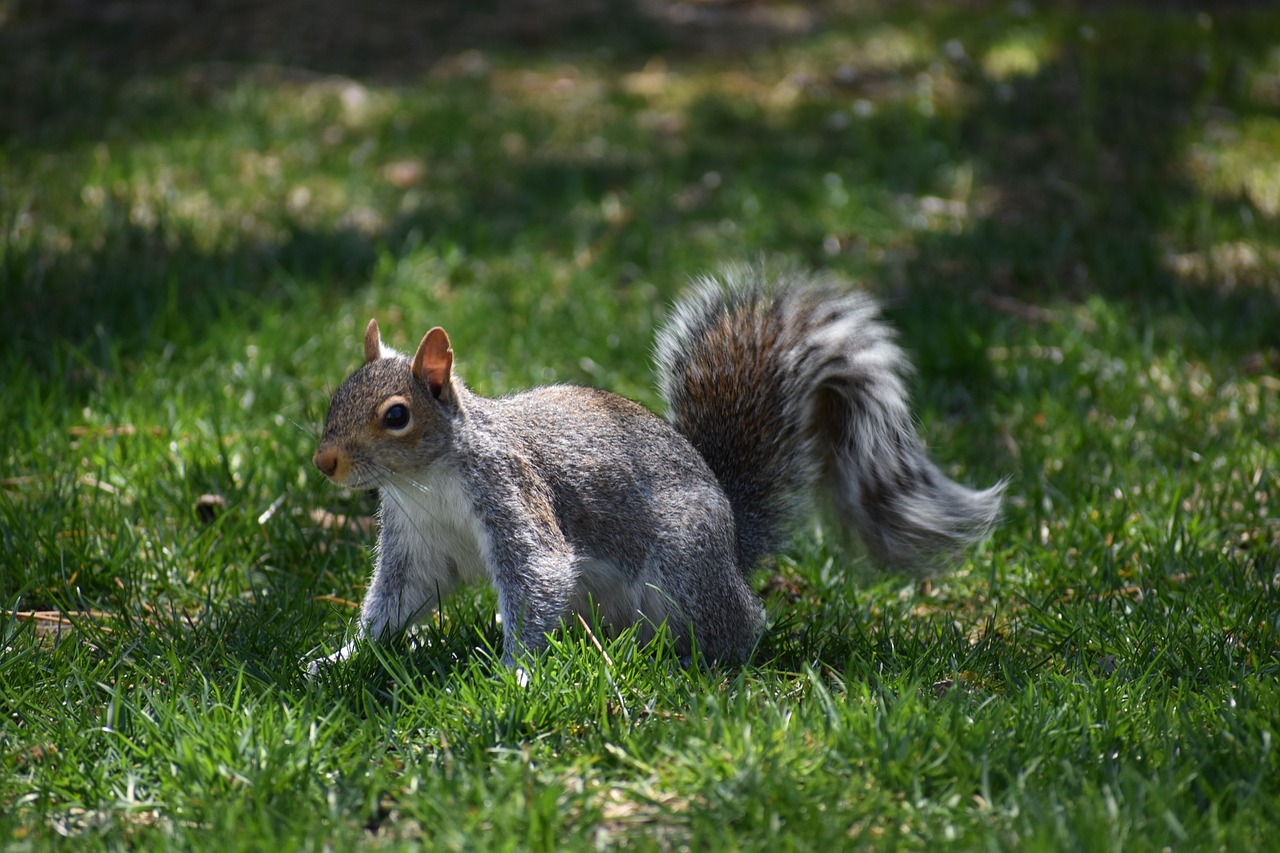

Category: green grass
[2, 1, 1278, 849]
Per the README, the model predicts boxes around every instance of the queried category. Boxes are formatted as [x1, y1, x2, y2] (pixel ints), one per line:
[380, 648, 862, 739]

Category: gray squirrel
[308, 265, 1004, 673]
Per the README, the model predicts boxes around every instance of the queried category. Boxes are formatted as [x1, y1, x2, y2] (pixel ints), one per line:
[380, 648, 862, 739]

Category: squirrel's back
[655, 265, 1004, 575]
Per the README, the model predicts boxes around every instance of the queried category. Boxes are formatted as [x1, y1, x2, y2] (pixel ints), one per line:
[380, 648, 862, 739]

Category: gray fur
[308, 265, 1002, 674]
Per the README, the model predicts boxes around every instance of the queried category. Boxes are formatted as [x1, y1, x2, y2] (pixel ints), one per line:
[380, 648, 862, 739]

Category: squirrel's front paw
[303, 641, 357, 678]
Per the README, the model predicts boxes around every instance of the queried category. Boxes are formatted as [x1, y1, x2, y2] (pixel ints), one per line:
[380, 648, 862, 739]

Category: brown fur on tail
[655, 265, 1004, 576]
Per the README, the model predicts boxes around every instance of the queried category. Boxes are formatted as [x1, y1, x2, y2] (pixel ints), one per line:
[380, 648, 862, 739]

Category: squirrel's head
[313, 319, 461, 488]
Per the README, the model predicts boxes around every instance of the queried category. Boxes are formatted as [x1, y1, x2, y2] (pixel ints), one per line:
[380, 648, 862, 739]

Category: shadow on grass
[0, 0, 816, 146]
[897, 7, 1280, 373]
[6, 1, 1276, 377]
[0, 213, 384, 383]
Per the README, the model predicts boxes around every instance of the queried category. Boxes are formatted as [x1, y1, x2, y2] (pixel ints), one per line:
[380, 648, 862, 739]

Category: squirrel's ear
[412, 327, 454, 400]
[363, 319, 383, 364]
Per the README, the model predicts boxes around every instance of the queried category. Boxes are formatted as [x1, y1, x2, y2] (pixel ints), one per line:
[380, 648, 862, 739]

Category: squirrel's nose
[313, 447, 340, 478]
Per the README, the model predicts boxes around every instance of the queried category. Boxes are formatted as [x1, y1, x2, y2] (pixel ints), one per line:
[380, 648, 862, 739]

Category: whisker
[288, 417, 319, 439]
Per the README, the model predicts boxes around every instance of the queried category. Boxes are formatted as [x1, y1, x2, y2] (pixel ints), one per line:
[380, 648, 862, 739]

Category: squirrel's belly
[570, 557, 674, 634]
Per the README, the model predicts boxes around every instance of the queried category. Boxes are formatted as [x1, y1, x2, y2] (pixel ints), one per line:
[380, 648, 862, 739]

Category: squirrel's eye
[382, 404, 410, 430]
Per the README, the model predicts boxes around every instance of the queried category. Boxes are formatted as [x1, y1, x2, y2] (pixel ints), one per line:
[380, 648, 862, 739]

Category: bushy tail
[654, 265, 1004, 576]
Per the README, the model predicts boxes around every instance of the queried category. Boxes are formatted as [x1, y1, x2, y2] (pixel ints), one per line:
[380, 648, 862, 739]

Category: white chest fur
[379, 466, 490, 586]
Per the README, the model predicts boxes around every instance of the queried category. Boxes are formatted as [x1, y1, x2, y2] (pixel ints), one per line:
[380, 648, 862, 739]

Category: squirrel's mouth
[312, 447, 386, 491]
[312, 445, 346, 480]
[313, 445, 379, 487]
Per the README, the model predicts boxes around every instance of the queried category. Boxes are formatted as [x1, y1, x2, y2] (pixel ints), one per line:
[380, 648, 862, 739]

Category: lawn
[2, 0, 1278, 849]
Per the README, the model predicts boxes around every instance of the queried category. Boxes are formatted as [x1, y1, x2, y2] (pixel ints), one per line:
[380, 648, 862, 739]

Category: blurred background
[4, 0, 1277, 375]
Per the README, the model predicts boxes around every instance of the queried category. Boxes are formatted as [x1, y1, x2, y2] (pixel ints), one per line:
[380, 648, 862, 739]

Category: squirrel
[308, 265, 1004, 674]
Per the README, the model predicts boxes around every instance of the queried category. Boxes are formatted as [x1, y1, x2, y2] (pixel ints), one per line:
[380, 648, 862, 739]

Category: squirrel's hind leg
[644, 517, 766, 665]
